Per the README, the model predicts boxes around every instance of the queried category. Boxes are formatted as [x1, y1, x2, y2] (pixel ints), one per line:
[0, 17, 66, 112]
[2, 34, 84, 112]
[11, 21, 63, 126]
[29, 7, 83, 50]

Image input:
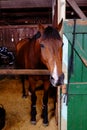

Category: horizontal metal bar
[0, 69, 50, 75]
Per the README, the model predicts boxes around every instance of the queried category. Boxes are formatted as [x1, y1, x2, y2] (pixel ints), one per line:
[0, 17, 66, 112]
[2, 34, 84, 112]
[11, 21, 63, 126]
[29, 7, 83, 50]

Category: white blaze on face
[52, 62, 59, 86]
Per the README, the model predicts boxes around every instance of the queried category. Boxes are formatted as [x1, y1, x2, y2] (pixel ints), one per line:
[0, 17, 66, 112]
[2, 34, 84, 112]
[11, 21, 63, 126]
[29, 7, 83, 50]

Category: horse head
[38, 19, 64, 87]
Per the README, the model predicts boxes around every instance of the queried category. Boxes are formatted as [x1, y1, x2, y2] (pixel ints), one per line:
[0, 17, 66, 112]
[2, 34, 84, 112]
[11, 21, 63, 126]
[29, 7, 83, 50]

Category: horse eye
[40, 44, 44, 48]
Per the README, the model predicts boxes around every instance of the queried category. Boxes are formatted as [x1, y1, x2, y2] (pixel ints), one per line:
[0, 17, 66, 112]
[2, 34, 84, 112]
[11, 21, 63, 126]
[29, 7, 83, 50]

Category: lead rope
[66, 19, 76, 105]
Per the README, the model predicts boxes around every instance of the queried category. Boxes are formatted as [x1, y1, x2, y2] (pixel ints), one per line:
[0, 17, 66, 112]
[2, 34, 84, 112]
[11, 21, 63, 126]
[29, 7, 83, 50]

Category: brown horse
[16, 19, 64, 126]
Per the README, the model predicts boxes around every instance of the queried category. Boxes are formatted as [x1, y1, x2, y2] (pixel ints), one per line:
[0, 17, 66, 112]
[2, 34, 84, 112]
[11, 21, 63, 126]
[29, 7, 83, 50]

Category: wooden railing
[0, 69, 49, 75]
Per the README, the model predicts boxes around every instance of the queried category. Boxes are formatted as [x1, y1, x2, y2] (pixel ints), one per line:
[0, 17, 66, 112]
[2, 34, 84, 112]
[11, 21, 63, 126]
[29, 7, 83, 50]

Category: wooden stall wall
[0, 25, 39, 52]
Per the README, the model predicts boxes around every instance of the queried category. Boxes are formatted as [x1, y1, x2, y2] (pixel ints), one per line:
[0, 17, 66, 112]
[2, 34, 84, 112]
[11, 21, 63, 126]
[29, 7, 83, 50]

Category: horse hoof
[43, 122, 49, 127]
[30, 116, 36, 125]
[43, 119, 49, 126]
[22, 95, 27, 98]
[31, 120, 36, 125]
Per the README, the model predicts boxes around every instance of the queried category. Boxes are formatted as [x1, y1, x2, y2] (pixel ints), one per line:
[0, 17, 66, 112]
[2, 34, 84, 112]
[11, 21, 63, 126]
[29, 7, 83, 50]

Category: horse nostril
[61, 73, 64, 81]
[50, 76, 54, 84]
[50, 76, 54, 80]
[58, 73, 64, 85]
[50, 75, 58, 87]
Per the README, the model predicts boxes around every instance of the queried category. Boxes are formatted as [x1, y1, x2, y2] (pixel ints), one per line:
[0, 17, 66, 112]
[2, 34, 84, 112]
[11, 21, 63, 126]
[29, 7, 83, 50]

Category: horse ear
[56, 18, 63, 32]
[38, 24, 44, 32]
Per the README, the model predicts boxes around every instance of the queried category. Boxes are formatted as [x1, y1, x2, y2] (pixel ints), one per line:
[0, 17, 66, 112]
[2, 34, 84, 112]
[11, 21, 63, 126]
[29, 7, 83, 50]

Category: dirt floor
[0, 76, 58, 130]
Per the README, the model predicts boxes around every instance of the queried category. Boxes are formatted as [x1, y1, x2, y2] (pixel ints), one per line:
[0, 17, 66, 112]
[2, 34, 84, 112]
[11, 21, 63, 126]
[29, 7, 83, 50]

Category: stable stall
[0, 0, 87, 130]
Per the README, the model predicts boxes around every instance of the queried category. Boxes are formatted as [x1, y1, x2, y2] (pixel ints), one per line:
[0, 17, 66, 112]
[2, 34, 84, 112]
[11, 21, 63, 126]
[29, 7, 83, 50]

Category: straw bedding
[0, 76, 57, 130]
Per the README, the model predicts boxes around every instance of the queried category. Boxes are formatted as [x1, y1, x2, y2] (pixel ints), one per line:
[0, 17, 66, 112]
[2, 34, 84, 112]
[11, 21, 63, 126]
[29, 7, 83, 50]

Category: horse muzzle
[50, 73, 64, 87]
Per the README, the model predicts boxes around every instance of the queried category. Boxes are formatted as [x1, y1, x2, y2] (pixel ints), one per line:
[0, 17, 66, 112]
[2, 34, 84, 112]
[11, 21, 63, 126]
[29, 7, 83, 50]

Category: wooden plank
[57, 0, 66, 23]
[0, 25, 38, 29]
[65, 33, 87, 67]
[68, 83, 87, 94]
[66, 0, 87, 19]
[0, 69, 49, 75]
[68, 86, 87, 130]
[52, 0, 57, 27]
[0, 0, 51, 9]
[63, 20, 87, 33]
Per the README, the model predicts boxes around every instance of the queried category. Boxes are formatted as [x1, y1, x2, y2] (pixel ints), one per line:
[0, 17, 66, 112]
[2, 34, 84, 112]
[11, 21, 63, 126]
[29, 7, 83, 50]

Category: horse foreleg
[42, 81, 50, 126]
[30, 91, 37, 125]
[21, 75, 26, 98]
[28, 78, 37, 124]
[42, 91, 48, 126]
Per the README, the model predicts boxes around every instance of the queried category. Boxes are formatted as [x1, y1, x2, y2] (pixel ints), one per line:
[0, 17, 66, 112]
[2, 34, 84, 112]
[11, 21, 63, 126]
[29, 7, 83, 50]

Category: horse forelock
[43, 26, 61, 40]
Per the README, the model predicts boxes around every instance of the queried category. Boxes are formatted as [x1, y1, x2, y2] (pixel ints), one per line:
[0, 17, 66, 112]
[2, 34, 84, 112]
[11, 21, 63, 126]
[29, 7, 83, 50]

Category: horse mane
[43, 26, 61, 40]
[27, 31, 41, 45]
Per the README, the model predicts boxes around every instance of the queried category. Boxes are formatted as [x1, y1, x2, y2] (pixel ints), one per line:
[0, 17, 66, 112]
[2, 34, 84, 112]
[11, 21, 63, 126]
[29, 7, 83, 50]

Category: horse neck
[34, 40, 41, 59]
[34, 40, 47, 69]
[30, 39, 42, 68]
